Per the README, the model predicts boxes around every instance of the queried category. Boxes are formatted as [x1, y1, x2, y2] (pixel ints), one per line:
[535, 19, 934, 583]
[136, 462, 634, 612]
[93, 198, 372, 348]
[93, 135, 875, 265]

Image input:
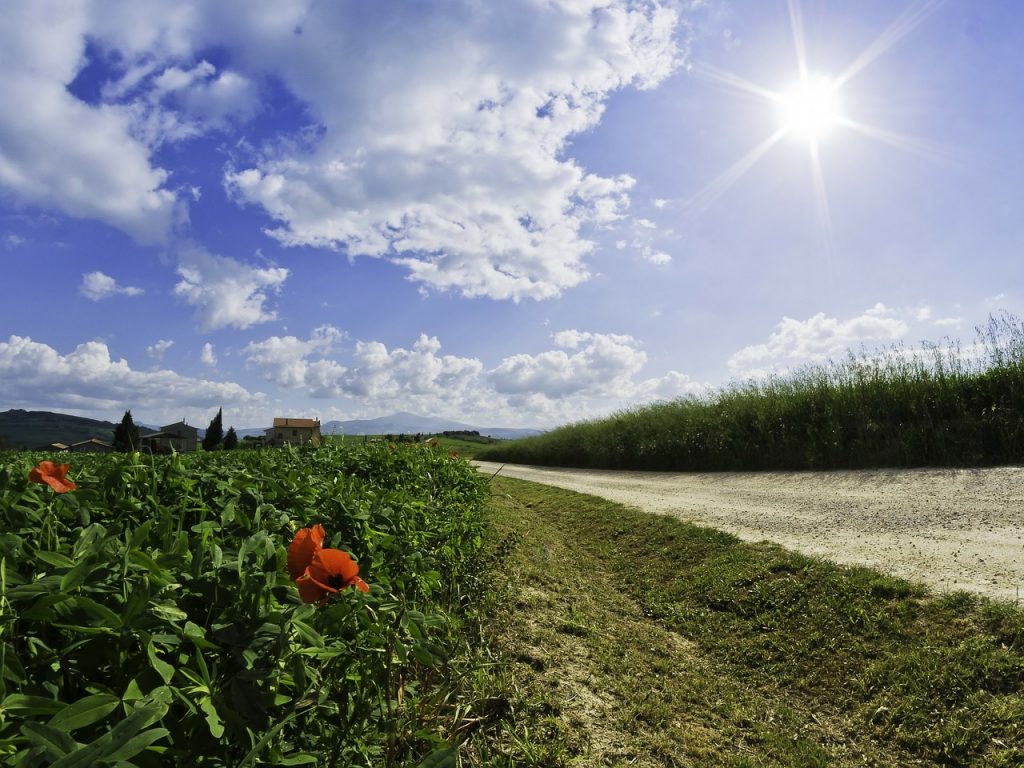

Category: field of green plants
[0, 443, 490, 767]
[479, 314, 1024, 470]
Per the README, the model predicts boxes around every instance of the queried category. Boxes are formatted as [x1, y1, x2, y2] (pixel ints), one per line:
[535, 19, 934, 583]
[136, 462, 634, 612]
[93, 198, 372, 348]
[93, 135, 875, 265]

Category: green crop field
[3, 429, 1023, 766]
[478, 314, 1024, 472]
[0, 443, 494, 767]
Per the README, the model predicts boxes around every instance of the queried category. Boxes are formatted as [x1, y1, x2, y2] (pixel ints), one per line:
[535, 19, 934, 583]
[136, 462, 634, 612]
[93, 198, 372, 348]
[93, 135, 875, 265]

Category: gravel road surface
[475, 461, 1024, 602]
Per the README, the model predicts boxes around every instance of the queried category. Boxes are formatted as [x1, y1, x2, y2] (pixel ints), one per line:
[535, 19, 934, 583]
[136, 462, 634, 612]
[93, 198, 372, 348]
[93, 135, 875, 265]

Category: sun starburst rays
[682, 0, 944, 253]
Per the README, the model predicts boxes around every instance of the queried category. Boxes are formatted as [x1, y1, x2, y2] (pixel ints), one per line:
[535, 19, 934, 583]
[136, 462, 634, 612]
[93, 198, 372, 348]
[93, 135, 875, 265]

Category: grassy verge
[470, 476, 1023, 766]
[477, 314, 1024, 471]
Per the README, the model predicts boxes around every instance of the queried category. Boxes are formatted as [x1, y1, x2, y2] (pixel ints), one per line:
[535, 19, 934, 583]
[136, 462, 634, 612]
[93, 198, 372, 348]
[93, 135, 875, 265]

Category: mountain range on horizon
[0, 409, 542, 448]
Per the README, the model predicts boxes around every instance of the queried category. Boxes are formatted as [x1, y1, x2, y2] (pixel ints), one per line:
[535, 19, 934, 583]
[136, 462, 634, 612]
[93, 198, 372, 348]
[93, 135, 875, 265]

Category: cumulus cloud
[0, 334, 261, 417]
[221, 1, 683, 300]
[0, 3, 177, 243]
[1, 3, 685, 292]
[174, 245, 288, 330]
[240, 326, 698, 426]
[728, 304, 910, 379]
[80, 271, 144, 300]
[244, 325, 346, 396]
[491, 330, 647, 398]
[343, 334, 484, 401]
[146, 339, 174, 360]
[200, 342, 217, 366]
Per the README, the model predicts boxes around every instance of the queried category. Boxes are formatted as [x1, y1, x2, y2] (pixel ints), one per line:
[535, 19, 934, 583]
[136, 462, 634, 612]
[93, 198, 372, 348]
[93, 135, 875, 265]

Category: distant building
[140, 421, 199, 453]
[265, 417, 321, 448]
[69, 438, 114, 453]
[36, 442, 70, 451]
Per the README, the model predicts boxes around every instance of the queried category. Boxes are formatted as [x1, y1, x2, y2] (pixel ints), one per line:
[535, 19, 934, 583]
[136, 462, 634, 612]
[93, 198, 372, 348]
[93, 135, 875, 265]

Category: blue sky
[1, 0, 1020, 430]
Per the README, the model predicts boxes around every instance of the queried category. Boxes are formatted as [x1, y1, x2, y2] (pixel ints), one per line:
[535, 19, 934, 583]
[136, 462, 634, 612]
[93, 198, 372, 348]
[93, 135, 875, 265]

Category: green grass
[328, 434, 501, 459]
[471, 476, 1024, 766]
[478, 313, 1024, 471]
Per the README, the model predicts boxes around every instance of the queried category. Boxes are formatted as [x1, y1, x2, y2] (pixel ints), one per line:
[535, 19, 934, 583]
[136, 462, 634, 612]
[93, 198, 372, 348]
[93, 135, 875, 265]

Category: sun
[683, 0, 943, 257]
[777, 75, 841, 141]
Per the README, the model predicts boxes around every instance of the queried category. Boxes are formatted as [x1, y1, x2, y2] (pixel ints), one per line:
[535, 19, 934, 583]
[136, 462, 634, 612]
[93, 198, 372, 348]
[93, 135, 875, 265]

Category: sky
[1, 0, 1021, 431]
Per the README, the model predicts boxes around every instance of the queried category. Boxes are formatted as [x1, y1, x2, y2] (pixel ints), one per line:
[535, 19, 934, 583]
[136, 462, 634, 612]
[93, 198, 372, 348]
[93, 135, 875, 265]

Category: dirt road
[474, 461, 1024, 602]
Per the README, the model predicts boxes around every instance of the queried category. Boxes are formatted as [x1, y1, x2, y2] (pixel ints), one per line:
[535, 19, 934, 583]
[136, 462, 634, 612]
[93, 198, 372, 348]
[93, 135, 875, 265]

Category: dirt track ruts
[474, 461, 1024, 602]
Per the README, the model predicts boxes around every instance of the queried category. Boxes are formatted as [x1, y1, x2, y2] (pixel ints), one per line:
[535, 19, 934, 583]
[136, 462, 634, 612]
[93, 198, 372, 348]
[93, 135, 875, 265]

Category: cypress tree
[223, 426, 238, 451]
[203, 408, 224, 451]
[113, 410, 140, 452]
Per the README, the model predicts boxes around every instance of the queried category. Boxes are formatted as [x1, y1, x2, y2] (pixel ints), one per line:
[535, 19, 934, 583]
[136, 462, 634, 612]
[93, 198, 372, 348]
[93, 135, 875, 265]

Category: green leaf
[68, 597, 122, 629]
[146, 641, 174, 685]
[48, 694, 119, 732]
[128, 521, 153, 550]
[150, 603, 188, 623]
[36, 550, 75, 569]
[60, 560, 95, 592]
[199, 697, 224, 738]
[50, 702, 167, 768]
[1, 693, 65, 717]
[417, 746, 458, 768]
[20, 721, 78, 759]
[278, 754, 318, 765]
[291, 620, 324, 648]
[101, 727, 170, 763]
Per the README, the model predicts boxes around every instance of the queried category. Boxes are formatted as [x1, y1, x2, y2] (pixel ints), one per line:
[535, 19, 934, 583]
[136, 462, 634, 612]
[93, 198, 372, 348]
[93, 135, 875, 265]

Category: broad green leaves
[0, 443, 487, 765]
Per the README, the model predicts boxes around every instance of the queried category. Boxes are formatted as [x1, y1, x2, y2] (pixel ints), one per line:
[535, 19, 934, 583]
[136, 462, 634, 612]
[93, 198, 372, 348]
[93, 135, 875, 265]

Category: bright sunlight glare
[778, 76, 841, 140]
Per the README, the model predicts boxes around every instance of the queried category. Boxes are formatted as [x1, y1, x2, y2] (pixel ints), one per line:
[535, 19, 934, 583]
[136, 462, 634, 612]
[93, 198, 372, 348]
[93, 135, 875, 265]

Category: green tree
[223, 426, 238, 451]
[112, 410, 140, 452]
[202, 408, 224, 451]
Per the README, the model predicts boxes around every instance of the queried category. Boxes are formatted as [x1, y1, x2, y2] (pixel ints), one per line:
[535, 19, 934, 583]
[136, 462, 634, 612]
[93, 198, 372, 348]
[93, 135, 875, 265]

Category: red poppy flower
[301, 548, 370, 599]
[287, 524, 325, 580]
[29, 461, 77, 493]
[287, 525, 368, 603]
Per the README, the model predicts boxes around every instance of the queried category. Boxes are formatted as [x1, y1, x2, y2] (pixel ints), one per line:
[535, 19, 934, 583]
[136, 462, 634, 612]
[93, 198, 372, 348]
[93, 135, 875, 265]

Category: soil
[474, 461, 1024, 603]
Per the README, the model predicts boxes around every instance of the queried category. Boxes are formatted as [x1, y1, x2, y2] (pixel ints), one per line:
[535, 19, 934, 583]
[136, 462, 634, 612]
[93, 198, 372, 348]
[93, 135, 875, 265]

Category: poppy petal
[307, 548, 361, 592]
[30, 462, 76, 493]
[295, 572, 327, 604]
[287, 524, 325, 580]
[354, 577, 370, 593]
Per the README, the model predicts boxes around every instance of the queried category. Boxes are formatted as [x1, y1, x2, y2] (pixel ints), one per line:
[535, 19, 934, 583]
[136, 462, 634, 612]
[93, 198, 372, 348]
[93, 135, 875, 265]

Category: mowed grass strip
[480, 476, 1024, 767]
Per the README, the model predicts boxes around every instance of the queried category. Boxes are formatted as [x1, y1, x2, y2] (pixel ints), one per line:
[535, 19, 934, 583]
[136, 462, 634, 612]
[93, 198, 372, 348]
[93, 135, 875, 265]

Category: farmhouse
[140, 421, 199, 453]
[69, 438, 114, 453]
[265, 417, 321, 448]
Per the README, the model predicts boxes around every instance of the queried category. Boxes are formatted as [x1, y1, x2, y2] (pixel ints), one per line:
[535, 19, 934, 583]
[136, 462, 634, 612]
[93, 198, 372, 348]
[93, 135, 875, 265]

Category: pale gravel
[474, 461, 1024, 603]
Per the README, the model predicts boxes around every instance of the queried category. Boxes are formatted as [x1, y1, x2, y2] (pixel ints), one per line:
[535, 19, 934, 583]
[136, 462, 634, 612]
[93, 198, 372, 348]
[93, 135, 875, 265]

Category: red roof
[272, 417, 320, 428]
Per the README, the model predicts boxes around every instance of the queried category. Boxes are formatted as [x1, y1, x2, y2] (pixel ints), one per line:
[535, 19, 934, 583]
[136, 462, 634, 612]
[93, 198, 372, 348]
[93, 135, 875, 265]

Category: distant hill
[0, 409, 136, 449]
[323, 411, 543, 440]
[0, 409, 541, 449]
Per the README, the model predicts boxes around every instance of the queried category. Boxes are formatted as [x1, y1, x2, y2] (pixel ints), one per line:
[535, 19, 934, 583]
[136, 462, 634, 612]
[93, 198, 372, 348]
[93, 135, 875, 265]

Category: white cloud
[0, 3, 177, 244]
[343, 334, 484, 401]
[616, 214, 673, 265]
[0, 334, 261, 419]
[728, 304, 910, 379]
[174, 244, 289, 330]
[200, 342, 217, 366]
[0, 3, 686, 291]
[491, 330, 647, 398]
[146, 339, 174, 360]
[80, 271, 144, 300]
[915, 306, 932, 321]
[241, 326, 698, 427]
[221, 1, 683, 300]
[933, 316, 962, 328]
[244, 325, 346, 396]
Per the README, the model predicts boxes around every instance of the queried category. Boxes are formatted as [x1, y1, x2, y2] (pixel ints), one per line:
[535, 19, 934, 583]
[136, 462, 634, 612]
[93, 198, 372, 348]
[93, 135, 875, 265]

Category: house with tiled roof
[140, 421, 199, 453]
[265, 417, 321, 448]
